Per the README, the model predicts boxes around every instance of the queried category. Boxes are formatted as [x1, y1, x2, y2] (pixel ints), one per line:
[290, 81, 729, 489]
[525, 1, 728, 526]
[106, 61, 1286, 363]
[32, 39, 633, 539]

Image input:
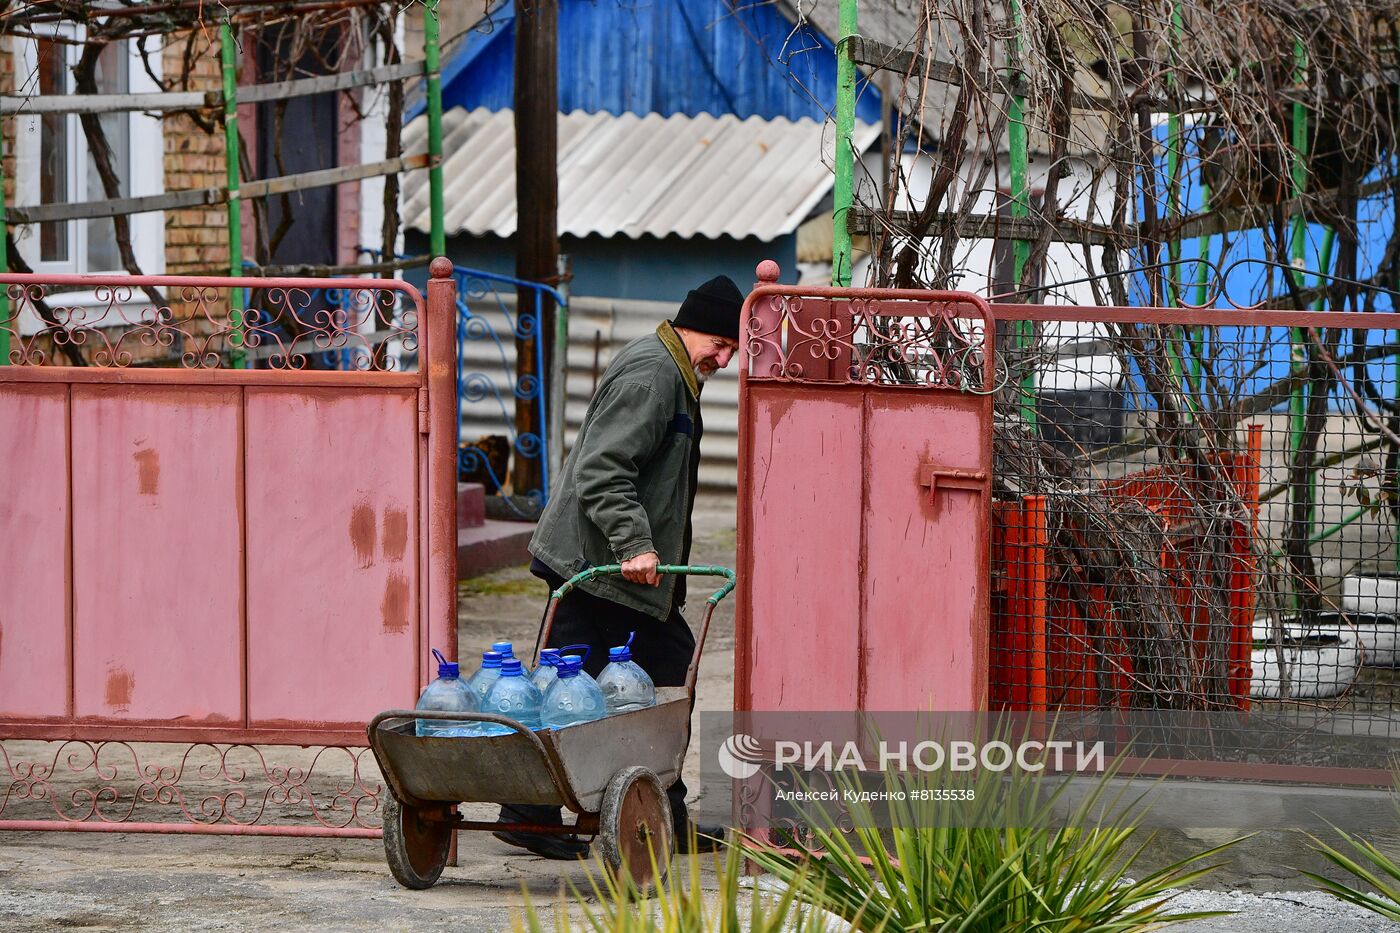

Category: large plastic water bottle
[492, 641, 529, 677]
[596, 633, 657, 715]
[530, 649, 562, 692]
[530, 643, 590, 693]
[480, 658, 543, 731]
[466, 650, 504, 706]
[541, 656, 606, 729]
[415, 649, 478, 737]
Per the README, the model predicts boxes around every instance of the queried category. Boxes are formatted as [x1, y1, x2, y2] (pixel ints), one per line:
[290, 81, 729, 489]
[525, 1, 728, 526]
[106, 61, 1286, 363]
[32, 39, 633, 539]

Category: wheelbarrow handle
[547, 564, 737, 606]
[534, 564, 737, 698]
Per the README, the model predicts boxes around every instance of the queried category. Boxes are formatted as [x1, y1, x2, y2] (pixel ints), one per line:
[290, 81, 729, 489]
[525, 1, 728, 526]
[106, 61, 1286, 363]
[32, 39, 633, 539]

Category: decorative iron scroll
[745, 293, 994, 392]
[0, 740, 382, 831]
[1, 282, 418, 371]
[451, 264, 557, 513]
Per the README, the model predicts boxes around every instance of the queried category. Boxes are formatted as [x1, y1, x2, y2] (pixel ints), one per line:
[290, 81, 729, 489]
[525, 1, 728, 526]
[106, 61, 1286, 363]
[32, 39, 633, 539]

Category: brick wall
[163, 31, 229, 276]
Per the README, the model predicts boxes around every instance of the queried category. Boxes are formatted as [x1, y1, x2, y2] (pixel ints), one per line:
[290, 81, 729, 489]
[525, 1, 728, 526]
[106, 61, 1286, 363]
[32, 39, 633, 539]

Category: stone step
[457, 482, 486, 530]
[458, 520, 534, 579]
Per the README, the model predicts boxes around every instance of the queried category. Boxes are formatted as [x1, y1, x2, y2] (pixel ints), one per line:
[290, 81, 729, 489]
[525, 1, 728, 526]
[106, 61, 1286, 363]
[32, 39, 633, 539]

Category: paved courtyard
[2, 496, 1400, 930]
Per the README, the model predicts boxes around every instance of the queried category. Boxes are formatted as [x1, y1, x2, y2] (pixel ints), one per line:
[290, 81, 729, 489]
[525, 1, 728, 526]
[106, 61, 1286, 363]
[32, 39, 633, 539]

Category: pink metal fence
[0, 258, 459, 835]
[735, 262, 996, 714]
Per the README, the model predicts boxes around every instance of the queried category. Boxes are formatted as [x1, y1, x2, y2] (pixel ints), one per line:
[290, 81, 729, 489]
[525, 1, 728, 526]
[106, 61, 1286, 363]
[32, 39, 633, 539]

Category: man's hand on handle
[620, 551, 661, 586]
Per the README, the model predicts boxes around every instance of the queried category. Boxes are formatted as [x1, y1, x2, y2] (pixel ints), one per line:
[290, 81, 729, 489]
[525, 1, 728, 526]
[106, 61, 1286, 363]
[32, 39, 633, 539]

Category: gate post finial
[755, 260, 780, 284]
[430, 256, 454, 279]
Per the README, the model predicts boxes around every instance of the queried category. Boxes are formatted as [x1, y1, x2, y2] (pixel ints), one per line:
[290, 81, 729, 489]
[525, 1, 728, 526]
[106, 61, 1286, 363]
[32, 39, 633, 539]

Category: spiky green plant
[512, 826, 864, 932]
[740, 731, 1239, 933]
[1304, 828, 1400, 922]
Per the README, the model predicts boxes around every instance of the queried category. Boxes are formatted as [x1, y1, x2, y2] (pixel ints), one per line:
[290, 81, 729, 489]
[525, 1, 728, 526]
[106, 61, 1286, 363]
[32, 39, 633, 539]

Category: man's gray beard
[694, 367, 710, 385]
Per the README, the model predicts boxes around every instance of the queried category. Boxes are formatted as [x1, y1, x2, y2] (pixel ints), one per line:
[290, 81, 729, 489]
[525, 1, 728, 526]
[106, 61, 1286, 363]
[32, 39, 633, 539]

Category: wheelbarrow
[367, 564, 736, 889]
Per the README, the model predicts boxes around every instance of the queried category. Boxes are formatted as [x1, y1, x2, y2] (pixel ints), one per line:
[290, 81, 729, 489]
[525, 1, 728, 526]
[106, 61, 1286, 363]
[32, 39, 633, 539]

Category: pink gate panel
[736, 262, 995, 715]
[0, 383, 70, 719]
[0, 259, 460, 835]
[244, 386, 422, 728]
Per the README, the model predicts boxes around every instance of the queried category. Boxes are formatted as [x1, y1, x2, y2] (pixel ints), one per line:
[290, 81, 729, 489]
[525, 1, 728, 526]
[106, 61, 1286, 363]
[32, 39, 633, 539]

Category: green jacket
[529, 322, 702, 620]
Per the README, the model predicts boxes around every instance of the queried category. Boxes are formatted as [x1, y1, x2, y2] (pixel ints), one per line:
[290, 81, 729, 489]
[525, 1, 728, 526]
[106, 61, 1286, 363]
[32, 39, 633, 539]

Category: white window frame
[11, 31, 165, 325]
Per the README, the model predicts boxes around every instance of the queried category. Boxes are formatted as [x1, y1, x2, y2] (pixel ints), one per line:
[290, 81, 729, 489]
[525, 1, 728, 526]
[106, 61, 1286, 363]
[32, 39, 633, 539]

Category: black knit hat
[672, 275, 743, 342]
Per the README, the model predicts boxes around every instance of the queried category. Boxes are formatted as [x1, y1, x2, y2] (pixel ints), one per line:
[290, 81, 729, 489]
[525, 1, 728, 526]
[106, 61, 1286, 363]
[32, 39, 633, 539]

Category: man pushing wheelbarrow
[370, 275, 744, 886]
[495, 274, 745, 860]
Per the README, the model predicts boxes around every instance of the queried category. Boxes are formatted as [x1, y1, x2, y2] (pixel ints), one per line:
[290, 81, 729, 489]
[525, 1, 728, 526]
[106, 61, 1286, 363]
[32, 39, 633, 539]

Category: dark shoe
[493, 828, 591, 860]
[494, 803, 591, 860]
[674, 821, 726, 855]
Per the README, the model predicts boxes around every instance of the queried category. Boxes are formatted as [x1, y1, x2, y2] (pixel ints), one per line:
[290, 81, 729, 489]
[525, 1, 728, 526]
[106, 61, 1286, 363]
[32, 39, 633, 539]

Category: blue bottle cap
[500, 658, 524, 676]
[491, 641, 515, 658]
[556, 656, 580, 678]
[432, 648, 459, 679]
[538, 649, 561, 667]
[481, 650, 504, 668]
[609, 632, 637, 663]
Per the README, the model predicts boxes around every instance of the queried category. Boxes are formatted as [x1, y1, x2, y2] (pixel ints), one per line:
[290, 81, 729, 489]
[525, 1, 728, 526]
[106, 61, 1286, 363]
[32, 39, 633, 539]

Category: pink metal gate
[736, 262, 995, 713]
[0, 258, 459, 835]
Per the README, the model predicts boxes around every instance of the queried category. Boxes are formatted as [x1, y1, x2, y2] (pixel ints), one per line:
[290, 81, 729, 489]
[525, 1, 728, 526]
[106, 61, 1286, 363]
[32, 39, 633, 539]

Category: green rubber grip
[549, 564, 736, 606]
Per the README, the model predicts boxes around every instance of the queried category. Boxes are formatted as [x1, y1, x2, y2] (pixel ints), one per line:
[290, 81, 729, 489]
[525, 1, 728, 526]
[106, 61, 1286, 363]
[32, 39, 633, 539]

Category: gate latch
[918, 465, 986, 508]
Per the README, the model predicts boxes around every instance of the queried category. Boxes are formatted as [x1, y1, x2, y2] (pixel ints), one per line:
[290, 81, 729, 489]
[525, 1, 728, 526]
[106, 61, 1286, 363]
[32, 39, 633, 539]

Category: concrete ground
[3, 494, 1400, 930]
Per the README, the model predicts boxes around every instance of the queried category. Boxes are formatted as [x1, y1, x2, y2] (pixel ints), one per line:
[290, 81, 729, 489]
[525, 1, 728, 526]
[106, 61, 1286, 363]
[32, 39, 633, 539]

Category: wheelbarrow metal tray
[374, 687, 690, 813]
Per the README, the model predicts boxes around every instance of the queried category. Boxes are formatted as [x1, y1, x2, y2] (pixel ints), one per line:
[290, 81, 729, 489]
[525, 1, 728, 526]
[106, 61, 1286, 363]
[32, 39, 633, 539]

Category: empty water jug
[480, 658, 543, 732]
[466, 650, 504, 705]
[414, 649, 478, 737]
[597, 632, 656, 715]
[541, 656, 607, 730]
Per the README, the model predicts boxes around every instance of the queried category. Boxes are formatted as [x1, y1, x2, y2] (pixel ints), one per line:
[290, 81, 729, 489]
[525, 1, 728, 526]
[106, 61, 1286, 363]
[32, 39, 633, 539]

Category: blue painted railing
[452, 264, 566, 513]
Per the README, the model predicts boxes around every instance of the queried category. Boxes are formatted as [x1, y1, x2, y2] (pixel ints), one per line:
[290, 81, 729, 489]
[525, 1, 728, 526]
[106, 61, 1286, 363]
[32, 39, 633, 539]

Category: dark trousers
[501, 562, 696, 830]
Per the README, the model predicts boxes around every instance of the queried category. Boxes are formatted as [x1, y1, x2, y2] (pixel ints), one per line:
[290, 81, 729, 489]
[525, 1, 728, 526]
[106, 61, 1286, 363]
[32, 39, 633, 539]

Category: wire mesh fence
[988, 303, 1400, 776]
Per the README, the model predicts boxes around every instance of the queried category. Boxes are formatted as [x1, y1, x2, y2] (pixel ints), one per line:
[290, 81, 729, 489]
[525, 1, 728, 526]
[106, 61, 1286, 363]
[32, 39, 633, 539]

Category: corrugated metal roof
[408, 0, 883, 126]
[402, 107, 880, 242]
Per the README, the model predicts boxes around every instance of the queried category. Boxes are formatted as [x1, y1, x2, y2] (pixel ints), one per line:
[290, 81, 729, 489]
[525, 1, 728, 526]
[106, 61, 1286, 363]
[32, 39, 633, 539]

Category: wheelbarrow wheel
[597, 766, 673, 890]
[382, 794, 452, 890]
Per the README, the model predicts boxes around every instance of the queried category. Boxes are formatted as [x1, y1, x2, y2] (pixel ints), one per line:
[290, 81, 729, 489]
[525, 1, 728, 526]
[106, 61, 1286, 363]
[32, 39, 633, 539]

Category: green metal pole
[1287, 48, 1309, 469]
[425, 1, 446, 258]
[1311, 227, 1335, 312]
[1269, 505, 1368, 556]
[220, 21, 245, 369]
[1193, 182, 1211, 307]
[1287, 38, 1310, 606]
[830, 0, 857, 287]
[1008, 0, 1035, 430]
[0, 117, 9, 367]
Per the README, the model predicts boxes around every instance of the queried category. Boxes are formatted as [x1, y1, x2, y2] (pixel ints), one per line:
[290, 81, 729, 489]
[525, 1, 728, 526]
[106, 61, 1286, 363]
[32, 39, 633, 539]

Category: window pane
[85, 42, 128, 272]
[37, 40, 68, 263]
